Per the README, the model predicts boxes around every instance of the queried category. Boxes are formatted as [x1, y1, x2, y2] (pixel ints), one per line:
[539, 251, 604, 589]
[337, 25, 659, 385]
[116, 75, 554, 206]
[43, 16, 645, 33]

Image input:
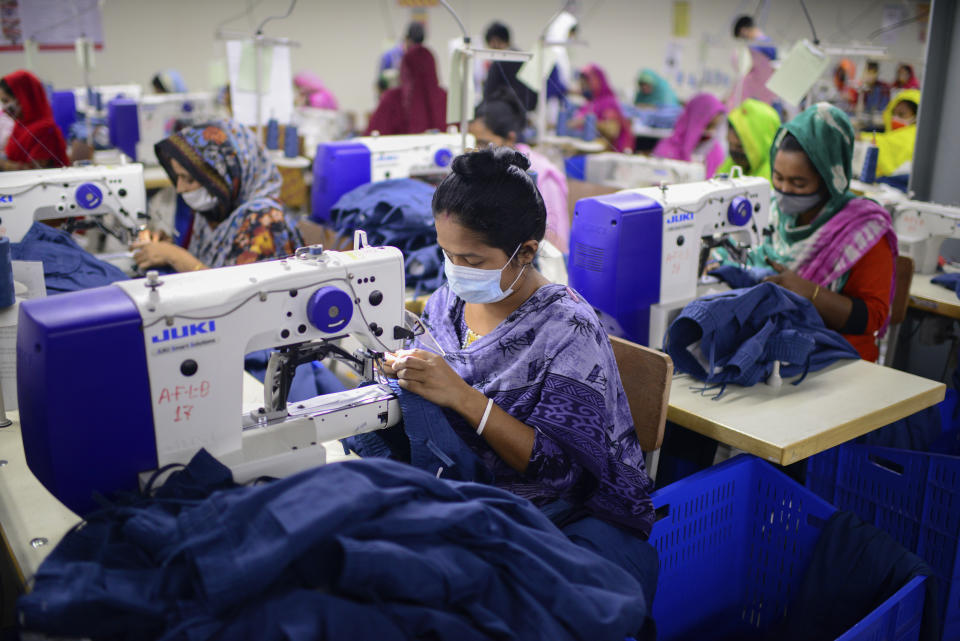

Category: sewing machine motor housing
[18, 239, 405, 515]
[569, 172, 771, 347]
[582, 152, 706, 189]
[109, 93, 218, 164]
[0, 164, 148, 243]
[311, 132, 473, 222]
[891, 200, 960, 275]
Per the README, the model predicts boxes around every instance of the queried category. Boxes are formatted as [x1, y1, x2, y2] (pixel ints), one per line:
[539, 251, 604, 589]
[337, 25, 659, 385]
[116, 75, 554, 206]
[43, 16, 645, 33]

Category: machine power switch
[727, 196, 752, 227]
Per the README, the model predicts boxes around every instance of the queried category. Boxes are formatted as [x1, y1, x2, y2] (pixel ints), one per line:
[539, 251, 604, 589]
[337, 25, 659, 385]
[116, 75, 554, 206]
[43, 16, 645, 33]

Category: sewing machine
[0, 164, 148, 243]
[568, 168, 771, 347]
[581, 152, 706, 189]
[891, 200, 960, 274]
[17, 231, 407, 515]
[311, 132, 474, 222]
[108, 93, 218, 164]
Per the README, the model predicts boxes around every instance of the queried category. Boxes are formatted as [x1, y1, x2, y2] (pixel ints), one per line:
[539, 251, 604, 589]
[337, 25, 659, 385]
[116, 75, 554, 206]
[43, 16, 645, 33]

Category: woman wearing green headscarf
[759, 103, 898, 362]
[634, 68, 679, 108]
[716, 99, 780, 180]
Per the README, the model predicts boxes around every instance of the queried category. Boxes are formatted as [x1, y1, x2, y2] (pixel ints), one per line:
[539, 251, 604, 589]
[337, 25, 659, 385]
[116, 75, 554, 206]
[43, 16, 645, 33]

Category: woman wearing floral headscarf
[133, 119, 301, 271]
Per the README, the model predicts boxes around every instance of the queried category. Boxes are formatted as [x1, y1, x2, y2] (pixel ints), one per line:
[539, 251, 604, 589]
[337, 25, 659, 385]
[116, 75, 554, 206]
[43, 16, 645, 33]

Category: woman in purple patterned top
[383, 147, 656, 549]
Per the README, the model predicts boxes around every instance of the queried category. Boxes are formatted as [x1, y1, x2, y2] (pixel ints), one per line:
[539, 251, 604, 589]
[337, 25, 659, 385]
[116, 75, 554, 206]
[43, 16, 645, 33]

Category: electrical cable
[255, 0, 298, 35]
[798, 0, 820, 45]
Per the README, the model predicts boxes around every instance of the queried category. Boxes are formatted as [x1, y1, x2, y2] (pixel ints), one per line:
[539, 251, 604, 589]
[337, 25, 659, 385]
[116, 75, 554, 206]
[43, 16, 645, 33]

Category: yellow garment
[868, 89, 921, 177]
[716, 99, 781, 180]
[462, 327, 483, 349]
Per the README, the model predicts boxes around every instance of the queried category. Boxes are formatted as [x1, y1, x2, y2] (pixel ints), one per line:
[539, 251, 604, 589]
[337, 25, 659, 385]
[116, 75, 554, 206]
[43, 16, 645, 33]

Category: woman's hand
[389, 348, 477, 410]
[131, 240, 203, 273]
[763, 258, 818, 300]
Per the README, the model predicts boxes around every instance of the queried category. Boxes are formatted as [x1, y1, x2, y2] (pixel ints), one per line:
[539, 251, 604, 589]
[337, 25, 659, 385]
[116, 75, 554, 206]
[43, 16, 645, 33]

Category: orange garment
[840, 237, 894, 362]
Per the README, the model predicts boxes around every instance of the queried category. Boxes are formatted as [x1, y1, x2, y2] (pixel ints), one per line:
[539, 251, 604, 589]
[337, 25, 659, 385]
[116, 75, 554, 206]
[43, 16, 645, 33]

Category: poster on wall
[0, 0, 103, 52]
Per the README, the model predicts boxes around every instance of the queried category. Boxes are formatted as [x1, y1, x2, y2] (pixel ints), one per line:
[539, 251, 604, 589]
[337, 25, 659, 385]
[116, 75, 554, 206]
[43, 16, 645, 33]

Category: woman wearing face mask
[0, 70, 68, 170]
[566, 64, 632, 153]
[761, 103, 897, 362]
[133, 119, 301, 272]
[381, 146, 658, 607]
[716, 98, 780, 180]
[867, 89, 920, 178]
[652, 93, 726, 178]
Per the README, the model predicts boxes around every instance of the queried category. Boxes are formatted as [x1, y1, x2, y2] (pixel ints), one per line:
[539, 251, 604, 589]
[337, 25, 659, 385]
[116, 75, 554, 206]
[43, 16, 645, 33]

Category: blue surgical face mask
[444, 244, 527, 304]
[774, 187, 826, 217]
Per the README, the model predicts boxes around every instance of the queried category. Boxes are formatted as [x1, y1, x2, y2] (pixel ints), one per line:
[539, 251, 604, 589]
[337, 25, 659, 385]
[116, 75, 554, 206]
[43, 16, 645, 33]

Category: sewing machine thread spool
[860, 142, 879, 184]
[266, 118, 280, 150]
[283, 124, 299, 158]
[583, 113, 597, 142]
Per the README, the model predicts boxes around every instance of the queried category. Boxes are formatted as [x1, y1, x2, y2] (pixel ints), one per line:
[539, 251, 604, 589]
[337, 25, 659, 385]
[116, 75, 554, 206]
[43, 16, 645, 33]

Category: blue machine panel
[568, 191, 663, 345]
[50, 91, 76, 144]
[18, 286, 157, 515]
[310, 141, 371, 223]
[107, 98, 140, 161]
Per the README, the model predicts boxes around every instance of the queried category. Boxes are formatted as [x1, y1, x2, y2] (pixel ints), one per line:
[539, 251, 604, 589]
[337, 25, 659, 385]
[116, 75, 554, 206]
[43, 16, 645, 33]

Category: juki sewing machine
[108, 93, 218, 164]
[0, 164, 148, 243]
[891, 200, 960, 274]
[17, 231, 409, 515]
[311, 132, 474, 222]
[568, 167, 771, 347]
[580, 152, 706, 189]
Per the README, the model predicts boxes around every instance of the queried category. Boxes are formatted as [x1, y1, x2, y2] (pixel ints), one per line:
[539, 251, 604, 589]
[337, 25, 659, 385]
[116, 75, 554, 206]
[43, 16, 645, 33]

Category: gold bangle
[811, 284, 821, 302]
[193, 263, 205, 271]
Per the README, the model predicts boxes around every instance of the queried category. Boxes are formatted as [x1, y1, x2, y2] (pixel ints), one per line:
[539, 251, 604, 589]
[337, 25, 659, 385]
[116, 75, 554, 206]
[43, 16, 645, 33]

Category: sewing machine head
[0, 164, 148, 243]
[17, 231, 406, 514]
[568, 167, 771, 347]
[311, 132, 474, 222]
[891, 200, 960, 274]
[581, 152, 706, 189]
[108, 93, 218, 164]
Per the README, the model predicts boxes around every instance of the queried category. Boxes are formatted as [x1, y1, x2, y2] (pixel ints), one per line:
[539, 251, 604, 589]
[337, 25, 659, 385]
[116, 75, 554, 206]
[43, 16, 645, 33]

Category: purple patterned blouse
[416, 283, 655, 536]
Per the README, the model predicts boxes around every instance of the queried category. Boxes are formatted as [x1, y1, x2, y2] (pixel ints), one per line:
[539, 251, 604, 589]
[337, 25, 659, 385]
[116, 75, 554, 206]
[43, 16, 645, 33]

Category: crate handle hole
[654, 504, 671, 522]
[867, 454, 904, 476]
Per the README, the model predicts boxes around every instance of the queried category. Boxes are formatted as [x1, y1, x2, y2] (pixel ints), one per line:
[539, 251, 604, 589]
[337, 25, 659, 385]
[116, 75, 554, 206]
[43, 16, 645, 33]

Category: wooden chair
[883, 255, 915, 366]
[609, 335, 673, 455]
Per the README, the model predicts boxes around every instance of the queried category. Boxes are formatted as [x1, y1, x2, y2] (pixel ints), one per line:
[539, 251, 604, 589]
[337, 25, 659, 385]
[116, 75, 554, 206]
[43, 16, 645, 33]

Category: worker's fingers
[394, 354, 429, 371]
[395, 368, 426, 384]
[765, 257, 785, 273]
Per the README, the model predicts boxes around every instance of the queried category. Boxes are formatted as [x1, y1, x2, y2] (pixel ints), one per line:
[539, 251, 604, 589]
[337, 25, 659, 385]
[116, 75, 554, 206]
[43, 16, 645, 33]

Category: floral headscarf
[155, 119, 300, 267]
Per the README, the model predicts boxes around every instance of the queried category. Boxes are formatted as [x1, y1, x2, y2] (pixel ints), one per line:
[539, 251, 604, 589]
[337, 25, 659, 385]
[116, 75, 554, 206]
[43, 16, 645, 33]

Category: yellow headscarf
[869, 89, 920, 177]
[716, 99, 781, 180]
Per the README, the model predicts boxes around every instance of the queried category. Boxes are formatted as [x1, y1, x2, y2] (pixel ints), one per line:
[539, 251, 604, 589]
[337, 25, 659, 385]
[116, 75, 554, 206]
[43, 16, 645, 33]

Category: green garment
[716, 99, 781, 180]
[634, 68, 679, 107]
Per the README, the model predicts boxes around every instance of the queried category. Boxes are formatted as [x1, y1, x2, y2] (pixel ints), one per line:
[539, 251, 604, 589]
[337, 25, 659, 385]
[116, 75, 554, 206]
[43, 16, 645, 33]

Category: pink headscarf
[575, 64, 632, 153]
[293, 71, 338, 110]
[653, 93, 726, 177]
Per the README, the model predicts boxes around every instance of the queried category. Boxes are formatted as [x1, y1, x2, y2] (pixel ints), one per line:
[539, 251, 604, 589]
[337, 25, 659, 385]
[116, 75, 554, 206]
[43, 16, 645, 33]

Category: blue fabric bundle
[665, 282, 860, 391]
[931, 272, 960, 298]
[12, 221, 129, 293]
[19, 451, 648, 641]
[328, 178, 442, 295]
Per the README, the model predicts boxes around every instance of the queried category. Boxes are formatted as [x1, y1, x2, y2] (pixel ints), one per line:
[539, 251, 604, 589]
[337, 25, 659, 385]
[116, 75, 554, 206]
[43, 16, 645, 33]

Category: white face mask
[181, 187, 219, 212]
[444, 244, 527, 304]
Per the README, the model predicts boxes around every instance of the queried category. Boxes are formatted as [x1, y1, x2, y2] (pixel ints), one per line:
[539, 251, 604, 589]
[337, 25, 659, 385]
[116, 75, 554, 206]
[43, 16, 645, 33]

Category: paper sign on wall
[765, 39, 830, 106]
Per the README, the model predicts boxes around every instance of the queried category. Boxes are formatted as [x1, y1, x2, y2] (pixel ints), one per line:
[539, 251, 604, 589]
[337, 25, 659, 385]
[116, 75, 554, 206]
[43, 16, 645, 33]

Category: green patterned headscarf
[772, 102, 857, 245]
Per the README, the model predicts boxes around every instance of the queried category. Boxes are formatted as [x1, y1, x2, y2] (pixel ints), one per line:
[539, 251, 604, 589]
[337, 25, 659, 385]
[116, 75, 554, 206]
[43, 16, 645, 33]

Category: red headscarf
[2, 70, 68, 168]
[894, 63, 920, 90]
[366, 44, 447, 135]
[575, 64, 633, 152]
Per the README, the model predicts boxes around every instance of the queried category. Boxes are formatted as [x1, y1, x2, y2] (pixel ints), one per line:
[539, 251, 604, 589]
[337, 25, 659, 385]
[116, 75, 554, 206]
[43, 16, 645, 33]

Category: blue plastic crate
[807, 445, 840, 503]
[828, 444, 960, 641]
[650, 455, 926, 641]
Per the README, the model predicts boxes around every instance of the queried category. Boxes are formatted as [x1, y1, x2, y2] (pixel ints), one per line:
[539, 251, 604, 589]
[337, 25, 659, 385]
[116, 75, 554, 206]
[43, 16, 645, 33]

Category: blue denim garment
[20, 451, 648, 641]
[243, 350, 345, 403]
[666, 282, 859, 390]
[709, 264, 775, 289]
[12, 221, 129, 293]
[342, 379, 492, 484]
[931, 272, 960, 298]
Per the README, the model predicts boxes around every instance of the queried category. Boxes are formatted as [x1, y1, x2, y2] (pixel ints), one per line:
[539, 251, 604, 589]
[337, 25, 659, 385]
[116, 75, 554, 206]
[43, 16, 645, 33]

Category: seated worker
[716, 98, 781, 180]
[365, 22, 446, 135]
[893, 63, 920, 90]
[382, 146, 657, 606]
[293, 71, 338, 110]
[567, 64, 632, 152]
[151, 69, 188, 94]
[868, 89, 920, 178]
[653, 92, 726, 178]
[634, 68, 678, 108]
[482, 21, 537, 112]
[0, 70, 68, 170]
[762, 103, 897, 362]
[133, 119, 301, 271]
[859, 60, 891, 117]
[470, 89, 570, 254]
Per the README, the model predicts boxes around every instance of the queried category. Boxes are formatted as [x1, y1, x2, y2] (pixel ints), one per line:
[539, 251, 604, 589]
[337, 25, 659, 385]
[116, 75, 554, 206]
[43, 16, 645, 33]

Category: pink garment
[575, 64, 632, 153]
[517, 143, 570, 254]
[293, 71, 338, 110]
[727, 48, 778, 109]
[653, 93, 726, 177]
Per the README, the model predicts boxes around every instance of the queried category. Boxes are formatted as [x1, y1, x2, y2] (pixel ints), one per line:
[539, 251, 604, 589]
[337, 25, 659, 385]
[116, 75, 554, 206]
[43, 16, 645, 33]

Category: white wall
[4, 0, 929, 117]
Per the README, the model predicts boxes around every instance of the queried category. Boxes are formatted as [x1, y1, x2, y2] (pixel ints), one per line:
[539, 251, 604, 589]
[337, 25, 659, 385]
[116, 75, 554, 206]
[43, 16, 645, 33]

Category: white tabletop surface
[908, 273, 960, 320]
[667, 358, 945, 466]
